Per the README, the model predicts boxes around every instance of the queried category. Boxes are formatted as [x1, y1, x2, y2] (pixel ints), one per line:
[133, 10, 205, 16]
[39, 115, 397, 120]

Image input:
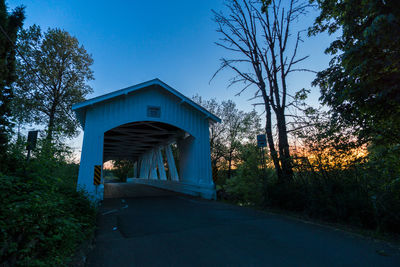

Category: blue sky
[7, 0, 334, 158]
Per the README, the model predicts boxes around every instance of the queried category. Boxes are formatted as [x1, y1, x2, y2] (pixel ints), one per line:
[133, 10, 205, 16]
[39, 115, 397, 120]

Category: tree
[309, 0, 400, 146]
[193, 95, 261, 181]
[291, 106, 366, 172]
[225, 142, 273, 206]
[220, 100, 261, 179]
[0, 1, 24, 166]
[112, 159, 134, 182]
[213, 0, 311, 182]
[14, 25, 94, 143]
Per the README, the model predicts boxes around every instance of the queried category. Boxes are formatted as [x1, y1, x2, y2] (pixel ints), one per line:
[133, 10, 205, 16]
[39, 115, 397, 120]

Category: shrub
[0, 174, 96, 266]
[0, 141, 96, 266]
[374, 177, 400, 233]
[267, 166, 399, 233]
[224, 144, 274, 206]
[266, 176, 309, 212]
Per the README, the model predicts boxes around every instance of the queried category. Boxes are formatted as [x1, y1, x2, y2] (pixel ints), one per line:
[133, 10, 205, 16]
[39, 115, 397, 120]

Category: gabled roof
[72, 78, 221, 128]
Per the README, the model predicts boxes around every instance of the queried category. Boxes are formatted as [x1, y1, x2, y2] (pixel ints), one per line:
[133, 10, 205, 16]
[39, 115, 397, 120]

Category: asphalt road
[87, 183, 400, 267]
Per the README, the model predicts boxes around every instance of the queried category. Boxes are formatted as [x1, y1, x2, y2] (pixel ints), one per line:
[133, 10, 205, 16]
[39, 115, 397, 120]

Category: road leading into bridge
[87, 183, 400, 267]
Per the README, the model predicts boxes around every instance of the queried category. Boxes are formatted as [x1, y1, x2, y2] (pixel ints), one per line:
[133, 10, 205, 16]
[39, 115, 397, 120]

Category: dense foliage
[0, 175, 96, 266]
[0, 1, 24, 168]
[0, 142, 96, 266]
[310, 0, 400, 145]
[224, 143, 272, 206]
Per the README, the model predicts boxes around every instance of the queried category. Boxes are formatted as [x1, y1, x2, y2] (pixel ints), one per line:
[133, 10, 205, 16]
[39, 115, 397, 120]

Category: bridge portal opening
[103, 121, 188, 185]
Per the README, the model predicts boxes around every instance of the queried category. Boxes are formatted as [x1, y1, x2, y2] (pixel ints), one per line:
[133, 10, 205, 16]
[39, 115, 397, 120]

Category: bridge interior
[103, 121, 187, 182]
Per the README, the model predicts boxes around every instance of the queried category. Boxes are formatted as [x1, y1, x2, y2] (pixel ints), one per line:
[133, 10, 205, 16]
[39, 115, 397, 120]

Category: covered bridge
[72, 79, 220, 200]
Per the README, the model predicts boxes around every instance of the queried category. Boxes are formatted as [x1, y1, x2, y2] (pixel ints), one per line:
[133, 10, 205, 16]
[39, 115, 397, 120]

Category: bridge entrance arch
[72, 79, 220, 200]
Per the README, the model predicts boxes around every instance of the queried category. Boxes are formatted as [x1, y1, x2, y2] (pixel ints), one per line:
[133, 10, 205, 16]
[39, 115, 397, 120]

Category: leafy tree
[14, 25, 94, 143]
[193, 95, 261, 181]
[225, 143, 274, 206]
[291, 106, 366, 172]
[309, 0, 400, 146]
[112, 159, 134, 182]
[219, 100, 261, 179]
[213, 0, 312, 182]
[0, 1, 24, 168]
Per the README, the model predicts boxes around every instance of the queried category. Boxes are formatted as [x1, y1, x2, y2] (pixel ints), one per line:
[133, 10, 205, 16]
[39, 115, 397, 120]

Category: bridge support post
[139, 153, 150, 179]
[165, 144, 179, 181]
[133, 161, 138, 178]
[155, 147, 167, 180]
[77, 127, 104, 201]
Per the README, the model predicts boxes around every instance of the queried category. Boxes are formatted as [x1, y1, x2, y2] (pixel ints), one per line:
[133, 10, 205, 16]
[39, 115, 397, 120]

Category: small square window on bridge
[147, 106, 161, 118]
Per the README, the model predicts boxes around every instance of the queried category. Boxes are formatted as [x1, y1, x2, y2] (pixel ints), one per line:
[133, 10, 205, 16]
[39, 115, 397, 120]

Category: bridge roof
[72, 78, 221, 128]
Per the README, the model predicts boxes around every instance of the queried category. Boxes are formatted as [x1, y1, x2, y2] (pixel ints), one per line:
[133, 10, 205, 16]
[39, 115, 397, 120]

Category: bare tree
[212, 0, 311, 182]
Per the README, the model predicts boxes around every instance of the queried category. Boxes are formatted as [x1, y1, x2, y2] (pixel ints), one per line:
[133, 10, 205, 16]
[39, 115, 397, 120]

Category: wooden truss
[103, 121, 182, 181]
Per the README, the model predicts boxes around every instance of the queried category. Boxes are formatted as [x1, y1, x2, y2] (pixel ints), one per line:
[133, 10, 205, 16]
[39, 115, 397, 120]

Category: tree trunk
[264, 98, 283, 181]
[276, 108, 293, 181]
[46, 103, 57, 144]
[212, 162, 219, 184]
[227, 150, 233, 179]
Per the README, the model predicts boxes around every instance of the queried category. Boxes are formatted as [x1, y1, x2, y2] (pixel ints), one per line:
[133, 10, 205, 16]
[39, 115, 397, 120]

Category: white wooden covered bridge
[72, 79, 220, 200]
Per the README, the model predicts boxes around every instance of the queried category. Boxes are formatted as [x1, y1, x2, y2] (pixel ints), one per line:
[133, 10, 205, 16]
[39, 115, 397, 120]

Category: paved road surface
[87, 183, 400, 266]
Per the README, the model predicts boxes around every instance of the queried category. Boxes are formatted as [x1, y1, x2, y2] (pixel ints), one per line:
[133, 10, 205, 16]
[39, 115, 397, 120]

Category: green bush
[224, 144, 274, 206]
[266, 176, 309, 212]
[374, 177, 400, 233]
[0, 141, 96, 266]
[0, 174, 96, 266]
[267, 169, 375, 226]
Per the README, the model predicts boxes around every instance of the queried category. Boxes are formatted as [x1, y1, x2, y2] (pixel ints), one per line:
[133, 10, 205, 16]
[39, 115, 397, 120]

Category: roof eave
[71, 78, 222, 125]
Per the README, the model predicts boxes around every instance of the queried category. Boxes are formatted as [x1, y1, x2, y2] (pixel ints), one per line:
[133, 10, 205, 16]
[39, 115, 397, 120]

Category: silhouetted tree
[213, 0, 311, 182]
